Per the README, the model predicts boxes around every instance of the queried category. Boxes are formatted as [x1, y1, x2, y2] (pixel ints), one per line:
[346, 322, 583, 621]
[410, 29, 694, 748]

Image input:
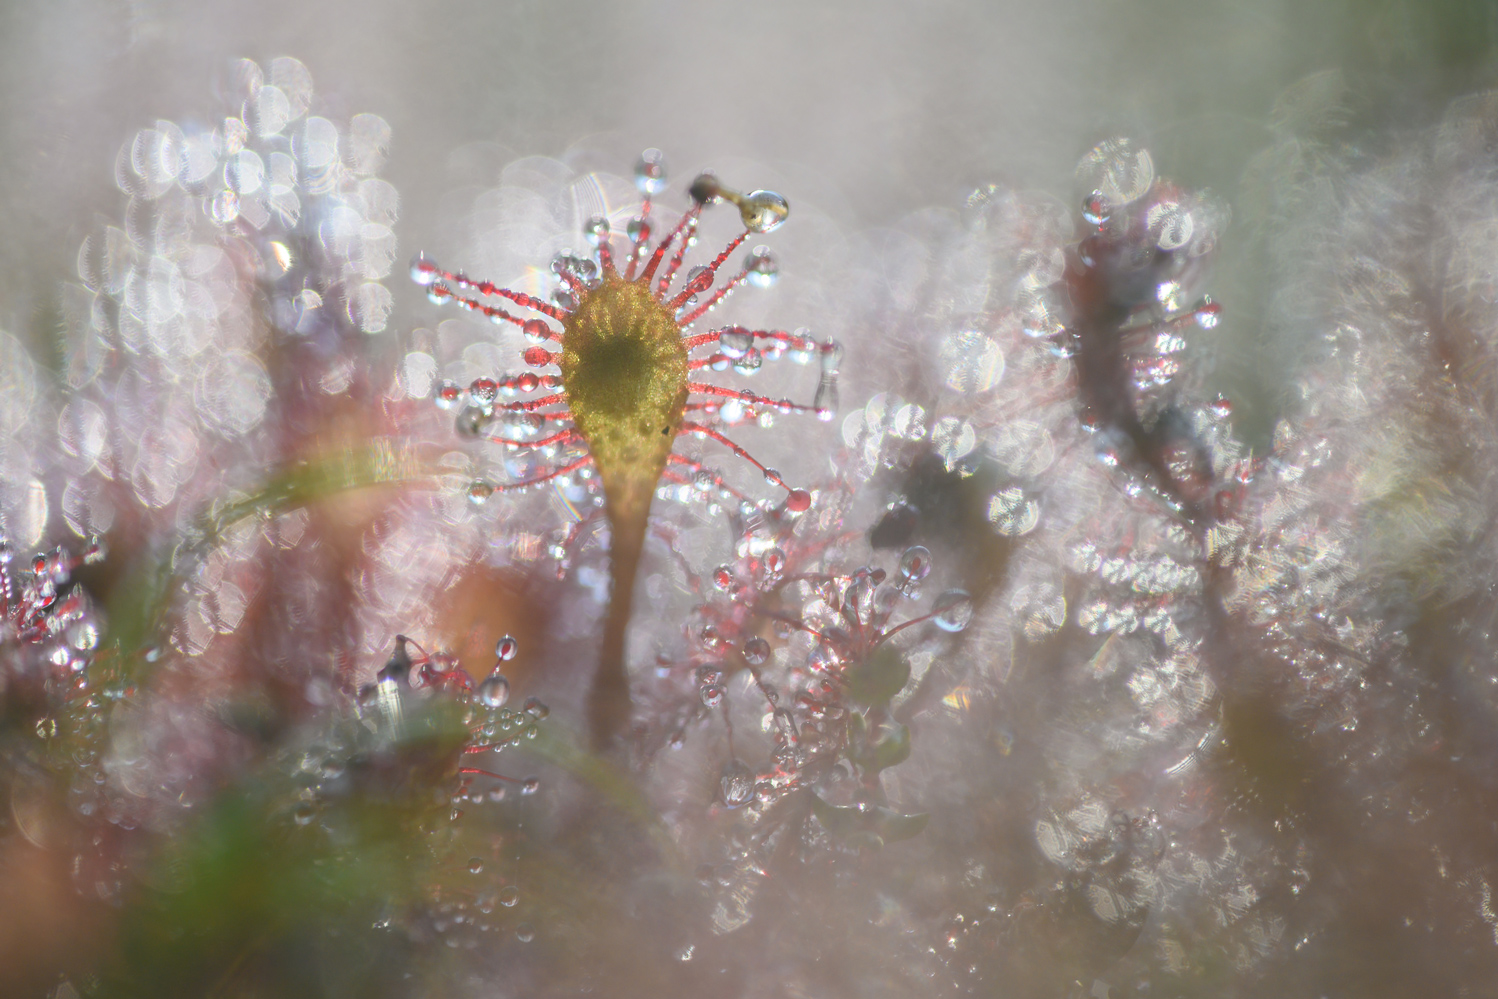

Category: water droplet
[635, 149, 667, 195]
[523, 696, 549, 719]
[626, 215, 652, 244]
[714, 565, 735, 590]
[740, 190, 789, 233]
[499, 885, 520, 907]
[743, 637, 770, 665]
[467, 480, 493, 506]
[720, 760, 756, 807]
[701, 684, 725, 709]
[932, 590, 974, 633]
[785, 489, 812, 513]
[495, 635, 518, 661]
[522, 318, 551, 342]
[899, 546, 932, 584]
[521, 776, 540, 795]
[1196, 301, 1222, 329]
[719, 326, 753, 358]
[515, 923, 535, 943]
[523, 346, 552, 368]
[1081, 191, 1110, 227]
[456, 406, 488, 438]
[434, 380, 463, 410]
[814, 377, 838, 422]
[583, 214, 610, 246]
[410, 252, 440, 286]
[478, 674, 510, 708]
[763, 549, 787, 579]
[292, 801, 315, 826]
[469, 377, 498, 404]
[468, 857, 485, 874]
[746, 246, 778, 288]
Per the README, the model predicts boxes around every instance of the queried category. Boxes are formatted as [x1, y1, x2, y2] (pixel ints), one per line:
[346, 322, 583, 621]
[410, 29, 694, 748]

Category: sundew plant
[6, 15, 1498, 998]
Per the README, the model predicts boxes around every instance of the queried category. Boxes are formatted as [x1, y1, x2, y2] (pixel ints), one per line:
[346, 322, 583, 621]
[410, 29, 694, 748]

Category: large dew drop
[932, 589, 974, 633]
[478, 673, 510, 709]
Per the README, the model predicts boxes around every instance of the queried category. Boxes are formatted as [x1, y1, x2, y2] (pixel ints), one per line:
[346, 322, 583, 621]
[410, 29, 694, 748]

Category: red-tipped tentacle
[641, 204, 702, 286]
[458, 766, 524, 782]
[490, 393, 569, 413]
[687, 382, 818, 415]
[427, 284, 528, 329]
[655, 213, 704, 296]
[666, 453, 754, 505]
[489, 454, 594, 494]
[677, 266, 749, 326]
[487, 427, 580, 450]
[431, 265, 570, 322]
[679, 420, 800, 498]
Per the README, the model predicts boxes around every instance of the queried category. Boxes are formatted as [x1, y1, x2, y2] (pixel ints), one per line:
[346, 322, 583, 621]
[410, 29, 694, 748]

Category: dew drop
[899, 546, 932, 584]
[495, 635, 518, 661]
[467, 481, 494, 506]
[740, 190, 789, 233]
[520, 776, 540, 795]
[713, 565, 736, 591]
[700, 684, 725, 709]
[515, 923, 535, 943]
[720, 759, 756, 808]
[1081, 191, 1110, 227]
[743, 637, 770, 665]
[434, 380, 463, 409]
[583, 214, 610, 246]
[410, 251, 440, 286]
[932, 590, 974, 633]
[814, 378, 838, 422]
[456, 406, 488, 438]
[478, 674, 510, 709]
[468, 857, 485, 875]
[785, 489, 812, 513]
[523, 346, 552, 368]
[626, 215, 652, 244]
[719, 326, 753, 358]
[635, 149, 667, 195]
[746, 246, 779, 288]
[499, 885, 520, 907]
[523, 696, 549, 719]
[522, 318, 551, 342]
[469, 377, 498, 403]
[292, 801, 315, 826]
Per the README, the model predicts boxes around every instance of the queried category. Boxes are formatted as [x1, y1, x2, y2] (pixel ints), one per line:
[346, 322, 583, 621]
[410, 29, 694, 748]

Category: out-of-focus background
[3, 0, 1494, 435]
[6, 3, 1498, 998]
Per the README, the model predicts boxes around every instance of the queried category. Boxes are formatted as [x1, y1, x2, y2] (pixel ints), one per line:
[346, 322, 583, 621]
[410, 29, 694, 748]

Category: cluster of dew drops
[689, 539, 974, 810]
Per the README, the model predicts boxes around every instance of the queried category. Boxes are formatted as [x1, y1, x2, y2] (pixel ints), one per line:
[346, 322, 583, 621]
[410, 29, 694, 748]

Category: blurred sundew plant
[8, 47, 1498, 999]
